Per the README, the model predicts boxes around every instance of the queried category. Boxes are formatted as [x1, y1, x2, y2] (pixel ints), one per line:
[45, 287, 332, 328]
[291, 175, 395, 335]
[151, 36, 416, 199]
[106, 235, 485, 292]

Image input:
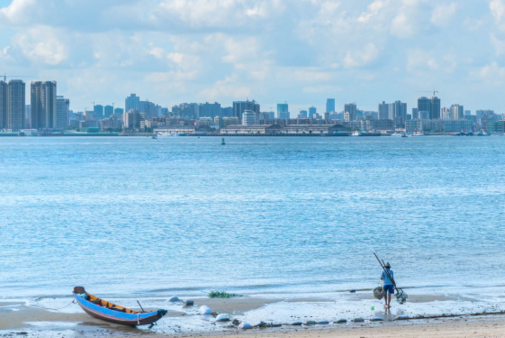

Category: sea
[1, 136, 505, 322]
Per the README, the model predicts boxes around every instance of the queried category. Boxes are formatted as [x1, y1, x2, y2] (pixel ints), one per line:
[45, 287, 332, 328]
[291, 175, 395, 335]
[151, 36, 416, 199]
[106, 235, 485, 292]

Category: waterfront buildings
[123, 109, 144, 130]
[242, 110, 256, 125]
[56, 96, 70, 129]
[8, 80, 26, 130]
[104, 105, 114, 118]
[199, 102, 221, 119]
[94, 104, 104, 119]
[277, 103, 290, 119]
[233, 100, 260, 122]
[450, 104, 464, 120]
[378, 101, 389, 120]
[326, 98, 335, 113]
[31, 81, 57, 129]
[0, 80, 6, 128]
[125, 94, 140, 112]
[308, 106, 317, 118]
[344, 103, 357, 122]
[418, 96, 441, 120]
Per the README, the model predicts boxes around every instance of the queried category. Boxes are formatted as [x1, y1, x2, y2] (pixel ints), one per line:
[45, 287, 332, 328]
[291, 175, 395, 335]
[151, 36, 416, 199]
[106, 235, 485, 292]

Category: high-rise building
[104, 105, 114, 118]
[233, 100, 260, 122]
[431, 96, 441, 120]
[177, 103, 199, 119]
[417, 97, 431, 119]
[199, 102, 221, 118]
[8, 80, 26, 130]
[277, 103, 289, 119]
[378, 101, 389, 120]
[31, 81, 57, 129]
[308, 106, 317, 118]
[298, 110, 308, 118]
[326, 98, 335, 113]
[125, 94, 140, 112]
[0, 81, 6, 128]
[450, 104, 464, 120]
[242, 110, 256, 125]
[344, 103, 357, 122]
[56, 96, 70, 129]
[25, 105, 31, 128]
[389, 101, 407, 121]
[114, 107, 124, 115]
[412, 108, 418, 120]
[93, 104, 104, 119]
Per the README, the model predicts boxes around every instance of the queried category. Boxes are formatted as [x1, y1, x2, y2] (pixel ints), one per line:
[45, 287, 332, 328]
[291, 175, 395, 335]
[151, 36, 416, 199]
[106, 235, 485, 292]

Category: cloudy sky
[0, 0, 504, 114]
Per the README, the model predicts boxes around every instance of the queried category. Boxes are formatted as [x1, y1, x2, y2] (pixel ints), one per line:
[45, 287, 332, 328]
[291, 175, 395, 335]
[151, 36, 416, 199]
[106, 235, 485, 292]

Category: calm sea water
[1, 136, 505, 299]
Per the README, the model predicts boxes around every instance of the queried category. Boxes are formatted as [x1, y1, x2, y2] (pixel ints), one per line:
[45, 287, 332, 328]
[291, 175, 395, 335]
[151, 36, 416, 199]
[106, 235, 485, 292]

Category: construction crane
[2, 73, 33, 82]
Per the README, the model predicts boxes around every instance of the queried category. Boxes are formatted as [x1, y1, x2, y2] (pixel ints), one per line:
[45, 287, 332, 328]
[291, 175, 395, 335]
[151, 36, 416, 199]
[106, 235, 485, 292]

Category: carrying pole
[373, 252, 398, 292]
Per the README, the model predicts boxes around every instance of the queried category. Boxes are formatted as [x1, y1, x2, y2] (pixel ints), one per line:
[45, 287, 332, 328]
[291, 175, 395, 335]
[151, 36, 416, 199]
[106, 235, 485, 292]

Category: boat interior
[74, 286, 139, 314]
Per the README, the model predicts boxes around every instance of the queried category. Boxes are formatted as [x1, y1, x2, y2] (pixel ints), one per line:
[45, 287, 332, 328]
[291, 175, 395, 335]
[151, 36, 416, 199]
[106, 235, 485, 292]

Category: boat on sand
[73, 286, 167, 327]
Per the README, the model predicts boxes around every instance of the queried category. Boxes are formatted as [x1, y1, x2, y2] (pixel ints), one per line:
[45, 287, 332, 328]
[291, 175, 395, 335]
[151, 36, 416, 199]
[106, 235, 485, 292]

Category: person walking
[381, 262, 394, 308]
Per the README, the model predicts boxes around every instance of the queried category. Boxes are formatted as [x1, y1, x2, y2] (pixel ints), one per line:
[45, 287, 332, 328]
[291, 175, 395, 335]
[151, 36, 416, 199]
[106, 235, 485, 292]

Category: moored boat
[73, 286, 167, 327]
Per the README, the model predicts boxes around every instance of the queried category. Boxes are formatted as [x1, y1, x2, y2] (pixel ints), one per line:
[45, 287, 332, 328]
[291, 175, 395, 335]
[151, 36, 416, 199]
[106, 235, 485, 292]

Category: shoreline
[4, 291, 505, 337]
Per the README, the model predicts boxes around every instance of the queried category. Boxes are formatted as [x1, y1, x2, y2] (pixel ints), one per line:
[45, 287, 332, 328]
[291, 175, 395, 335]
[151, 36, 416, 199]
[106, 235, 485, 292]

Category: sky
[0, 0, 505, 114]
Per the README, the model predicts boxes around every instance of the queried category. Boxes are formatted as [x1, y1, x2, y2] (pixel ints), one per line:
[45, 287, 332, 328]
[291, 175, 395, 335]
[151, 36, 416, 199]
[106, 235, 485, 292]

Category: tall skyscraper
[412, 108, 419, 120]
[56, 96, 70, 129]
[125, 94, 140, 112]
[417, 97, 431, 119]
[308, 106, 317, 118]
[94, 104, 104, 119]
[104, 105, 114, 118]
[344, 103, 357, 122]
[326, 98, 335, 113]
[389, 101, 407, 120]
[199, 102, 221, 118]
[0, 81, 7, 128]
[233, 100, 260, 122]
[450, 104, 464, 120]
[431, 96, 441, 120]
[31, 81, 57, 129]
[378, 101, 389, 120]
[8, 80, 26, 130]
[277, 103, 289, 119]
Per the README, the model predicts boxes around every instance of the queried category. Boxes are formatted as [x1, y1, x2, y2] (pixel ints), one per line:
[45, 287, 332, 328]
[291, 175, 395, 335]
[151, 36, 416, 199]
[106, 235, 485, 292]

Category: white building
[242, 110, 256, 125]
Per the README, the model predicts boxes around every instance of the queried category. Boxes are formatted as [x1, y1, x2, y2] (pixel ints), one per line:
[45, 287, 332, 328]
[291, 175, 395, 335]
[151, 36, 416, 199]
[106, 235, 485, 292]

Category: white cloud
[14, 26, 67, 65]
[0, 0, 502, 112]
[490, 0, 505, 28]
[200, 76, 252, 101]
[343, 43, 380, 68]
[473, 61, 505, 85]
[358, 0, 388, 23]
[490, 33, 505, 55]
[407, 50, 439, 71]
[431, 3, 457, 26]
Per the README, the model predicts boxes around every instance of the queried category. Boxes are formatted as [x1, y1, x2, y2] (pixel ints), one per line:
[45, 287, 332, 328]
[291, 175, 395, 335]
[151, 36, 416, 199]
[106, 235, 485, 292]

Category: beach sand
[3, 296, 505, 337]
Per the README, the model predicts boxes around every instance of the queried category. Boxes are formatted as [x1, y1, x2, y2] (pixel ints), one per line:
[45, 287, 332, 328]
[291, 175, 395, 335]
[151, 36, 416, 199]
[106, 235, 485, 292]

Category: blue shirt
[381, 269, 394, 286]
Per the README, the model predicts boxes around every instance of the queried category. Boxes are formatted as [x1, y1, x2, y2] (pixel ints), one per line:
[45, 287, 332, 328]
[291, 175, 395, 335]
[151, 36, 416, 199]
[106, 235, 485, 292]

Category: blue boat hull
[73, 288, 167, 326]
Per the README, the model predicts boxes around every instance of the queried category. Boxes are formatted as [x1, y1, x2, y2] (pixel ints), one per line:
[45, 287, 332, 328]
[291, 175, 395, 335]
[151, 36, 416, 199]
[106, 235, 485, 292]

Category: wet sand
[3, 295, 505, 337]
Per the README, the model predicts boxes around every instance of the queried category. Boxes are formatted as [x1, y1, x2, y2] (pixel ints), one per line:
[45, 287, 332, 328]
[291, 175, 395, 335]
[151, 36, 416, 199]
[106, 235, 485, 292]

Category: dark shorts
[384, 285, 395, 294]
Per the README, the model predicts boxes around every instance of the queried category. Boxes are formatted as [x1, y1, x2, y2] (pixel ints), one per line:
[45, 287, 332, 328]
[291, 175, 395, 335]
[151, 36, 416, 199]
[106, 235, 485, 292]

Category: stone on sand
[198, 305, 212, 315]
[238, 321, 253, 330]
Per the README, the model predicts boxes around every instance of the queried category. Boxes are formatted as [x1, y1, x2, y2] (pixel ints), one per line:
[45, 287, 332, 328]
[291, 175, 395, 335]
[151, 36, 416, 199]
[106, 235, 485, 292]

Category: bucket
[373, 286, 385, 300]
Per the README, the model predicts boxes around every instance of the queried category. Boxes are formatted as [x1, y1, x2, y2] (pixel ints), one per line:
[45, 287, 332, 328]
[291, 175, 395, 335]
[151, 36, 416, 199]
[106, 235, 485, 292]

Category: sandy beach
[3, 294, 505, 338]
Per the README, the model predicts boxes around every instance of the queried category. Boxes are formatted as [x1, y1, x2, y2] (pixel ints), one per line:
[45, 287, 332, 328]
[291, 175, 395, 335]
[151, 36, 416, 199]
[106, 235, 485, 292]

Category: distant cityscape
[0, 79, 502, 136]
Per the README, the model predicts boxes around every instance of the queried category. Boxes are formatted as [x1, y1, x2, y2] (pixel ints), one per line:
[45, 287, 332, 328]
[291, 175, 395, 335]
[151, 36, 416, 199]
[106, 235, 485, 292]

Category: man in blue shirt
[381, 262, 394, 308]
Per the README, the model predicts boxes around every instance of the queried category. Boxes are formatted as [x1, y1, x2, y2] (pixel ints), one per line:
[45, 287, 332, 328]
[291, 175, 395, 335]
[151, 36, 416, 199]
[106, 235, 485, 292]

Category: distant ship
[352, 130, 382, 137]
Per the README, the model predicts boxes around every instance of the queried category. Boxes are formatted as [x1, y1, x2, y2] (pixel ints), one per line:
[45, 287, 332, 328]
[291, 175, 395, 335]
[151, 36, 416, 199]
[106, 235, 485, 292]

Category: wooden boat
[73, 286, 167, 326]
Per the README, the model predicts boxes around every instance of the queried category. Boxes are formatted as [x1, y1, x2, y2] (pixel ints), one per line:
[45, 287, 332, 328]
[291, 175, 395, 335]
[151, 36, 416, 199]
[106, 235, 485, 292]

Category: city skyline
[1, 1, 505, 113]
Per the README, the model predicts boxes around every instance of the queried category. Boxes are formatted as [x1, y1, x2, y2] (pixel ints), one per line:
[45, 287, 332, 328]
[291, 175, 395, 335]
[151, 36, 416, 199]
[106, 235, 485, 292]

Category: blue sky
[1, 0, 505, 114]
